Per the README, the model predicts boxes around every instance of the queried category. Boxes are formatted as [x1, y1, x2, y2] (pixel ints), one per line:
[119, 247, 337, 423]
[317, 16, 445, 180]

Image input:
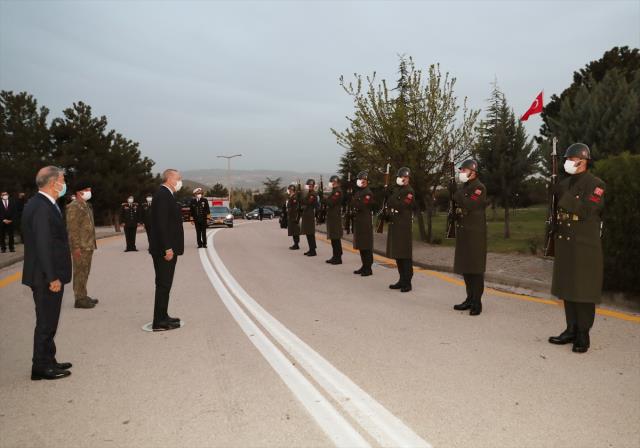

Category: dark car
[207, 206, 234, 228]
[179, 201, 191, 222]
[265, 205, 282, 217]
[231, 207, 243, 218]
[245, 207, 274, 220]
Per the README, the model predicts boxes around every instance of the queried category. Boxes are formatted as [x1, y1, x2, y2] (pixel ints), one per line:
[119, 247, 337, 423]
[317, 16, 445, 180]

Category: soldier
[386, 167, 415, 292]
[548, 143, 605, 353]
[286, 183, 301, 249]
[351, 171, 374, 276]
[139, 193, 153, 248]
[300, 179, 318, 256]
[120, 195, 139, 252]
[66, 181, 98, 309]
[1, 190, 17, 253]
[324, 175, 344, 265]
[451, 159, 487, 316]
[189, 188, 210, 248]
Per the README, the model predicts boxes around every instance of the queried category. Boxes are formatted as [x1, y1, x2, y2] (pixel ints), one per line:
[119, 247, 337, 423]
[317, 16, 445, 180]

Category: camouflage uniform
[66, 199, 97, 306]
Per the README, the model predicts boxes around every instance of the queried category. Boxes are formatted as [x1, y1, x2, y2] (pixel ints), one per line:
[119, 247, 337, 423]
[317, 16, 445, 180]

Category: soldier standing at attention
[286, 184, 301, 250]
[300, 179, 318, 256]
[189, 188, 210, 249]
[120, 195, 139, 252]
[66, 181, 98, 309]
[352, 171, 374, 276]
[387, 167, 415, 292]
[451, 159, 487, 316]
[549, 143, 605, 354]
[324, 175, 344, 265]
[139, 193, 153, 249]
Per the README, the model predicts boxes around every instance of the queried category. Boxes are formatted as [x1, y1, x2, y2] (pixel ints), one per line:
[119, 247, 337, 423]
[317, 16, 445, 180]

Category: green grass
[412, 206, 547, 255]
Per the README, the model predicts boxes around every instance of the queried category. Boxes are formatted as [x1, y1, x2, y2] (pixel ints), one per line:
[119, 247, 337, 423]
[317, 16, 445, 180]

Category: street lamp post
[217, 154, 242, 206]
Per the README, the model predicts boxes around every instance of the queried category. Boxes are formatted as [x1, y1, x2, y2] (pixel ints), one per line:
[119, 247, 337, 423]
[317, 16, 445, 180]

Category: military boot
[572, 331, 590, 353]
[289, 244, 300, 250]
[74, 298, 96, 309]
[469, 302, 482, 316]
[453, 299, 472, 311]
[353, 267, 364, 274]
[548, 326, 576, 345]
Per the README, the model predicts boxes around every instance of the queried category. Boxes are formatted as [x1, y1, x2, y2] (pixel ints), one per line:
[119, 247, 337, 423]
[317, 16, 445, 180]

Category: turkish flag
[520, 91, 543, 121]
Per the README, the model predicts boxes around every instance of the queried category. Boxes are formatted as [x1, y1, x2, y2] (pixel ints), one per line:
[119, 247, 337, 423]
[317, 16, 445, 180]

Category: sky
[1, 0, 638, 174]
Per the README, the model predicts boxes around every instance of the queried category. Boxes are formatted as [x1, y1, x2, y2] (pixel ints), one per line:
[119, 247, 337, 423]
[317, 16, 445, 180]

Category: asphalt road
[0, 220, 638, 448]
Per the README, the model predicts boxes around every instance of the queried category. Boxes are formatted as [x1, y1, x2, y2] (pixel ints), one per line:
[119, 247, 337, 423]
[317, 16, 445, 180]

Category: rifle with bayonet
[343, 172, 353, 234]
[445, 149, 457, 239]
[375, 162, 391, 233]
[316, 175, 327, 224]
[543, 137, 559, 257]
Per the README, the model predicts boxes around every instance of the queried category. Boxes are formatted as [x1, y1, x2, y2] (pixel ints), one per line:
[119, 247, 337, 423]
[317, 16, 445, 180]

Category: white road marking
[205, 230, 432, 448]
[199, 231, 371, 448]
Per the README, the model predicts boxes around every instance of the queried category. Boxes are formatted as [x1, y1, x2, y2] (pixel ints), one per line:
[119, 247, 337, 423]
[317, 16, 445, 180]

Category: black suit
[21, 193, 72, 369]
[149, 186, 184, 324]
[1, 197, 17, 251]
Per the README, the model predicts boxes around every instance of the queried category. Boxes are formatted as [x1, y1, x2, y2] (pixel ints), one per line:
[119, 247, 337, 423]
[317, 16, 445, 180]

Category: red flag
[520, 91, 543, 121]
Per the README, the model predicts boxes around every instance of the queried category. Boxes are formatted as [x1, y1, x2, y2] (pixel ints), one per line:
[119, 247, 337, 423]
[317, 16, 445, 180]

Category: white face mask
[1, 195, 8, 201]
[564, 160, 579, 175]
[196, 194, 202, 199]
[127, 198, 134, 204]
[396, 177, 405, 186]
[458, 172, 470, 183]
[304, 185, 310, 191]
[356, 179, 365, 188]
[81, 191, 92, 201]
[146, 197, 152, 203]
[175, 180, 183, 191]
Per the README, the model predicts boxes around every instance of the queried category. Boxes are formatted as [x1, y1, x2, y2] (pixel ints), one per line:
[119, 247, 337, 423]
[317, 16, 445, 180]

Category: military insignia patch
[474, 189, 482, 195]
[403, 193, 414, 204]
[594, 187, 604, 196]
[363, 194, 372, 204]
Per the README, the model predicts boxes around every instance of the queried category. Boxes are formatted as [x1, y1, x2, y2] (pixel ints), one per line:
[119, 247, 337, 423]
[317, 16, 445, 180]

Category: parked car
[231, 207, 244, 218]
[245, 207, 274, 220]
[265, 205, 282, 217]
[207, 206, 234, 228]
[179, 201, 191, 222]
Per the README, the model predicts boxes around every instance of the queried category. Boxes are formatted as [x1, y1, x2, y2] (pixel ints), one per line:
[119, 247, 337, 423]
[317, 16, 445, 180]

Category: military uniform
[286, 190, 301, 249]
[190, 196, 210, 248]
[325, 180, 344, 264]
[386, 181, 415, 291]
[352, 185, 374, 275]
[452, 174, 487, 315]
[300, 181, 318, 256]
[139, 199, 153, 248]
[549, 143, 605, 353]
[66, 198, 97, 308]
[120, 200, 139, 251]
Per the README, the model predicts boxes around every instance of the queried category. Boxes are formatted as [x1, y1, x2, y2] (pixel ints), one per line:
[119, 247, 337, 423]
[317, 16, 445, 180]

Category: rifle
[543, 137, 559, 257]
[375, 162, 391, 233]
[316, 175, 327, 224]
[445, 149, 457, 239]
[343, 172, 353, 234]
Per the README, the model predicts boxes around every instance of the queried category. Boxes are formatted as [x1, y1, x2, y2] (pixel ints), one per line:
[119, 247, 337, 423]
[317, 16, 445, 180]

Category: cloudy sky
[1, 0, 638, 173]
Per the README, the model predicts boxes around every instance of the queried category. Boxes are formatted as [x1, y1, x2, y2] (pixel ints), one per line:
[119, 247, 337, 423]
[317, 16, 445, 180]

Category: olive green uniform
[551, 171, 605, 332]
[453, 178, 488, 309]
[325, 187, 344, 261]
[352, 187, 374, 273]
[120, 202, 139, 251]
[66, 200, 97, 305]
[300, 190, 318, 253]
[286, 194, 301, 247]
[386, 185, 415, 287]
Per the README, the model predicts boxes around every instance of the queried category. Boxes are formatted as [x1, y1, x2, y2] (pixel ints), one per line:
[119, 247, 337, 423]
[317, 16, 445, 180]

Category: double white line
[199, 229, 431, 448]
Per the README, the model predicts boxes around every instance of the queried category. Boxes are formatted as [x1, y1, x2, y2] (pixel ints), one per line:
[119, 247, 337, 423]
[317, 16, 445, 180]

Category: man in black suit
[149, 169, 185, 331]
[1, 190, 17, 252]
[21, 166, 73, 380]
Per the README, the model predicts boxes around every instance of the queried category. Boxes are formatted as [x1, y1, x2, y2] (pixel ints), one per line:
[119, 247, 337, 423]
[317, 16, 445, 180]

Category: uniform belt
[557, 212, 579, 221]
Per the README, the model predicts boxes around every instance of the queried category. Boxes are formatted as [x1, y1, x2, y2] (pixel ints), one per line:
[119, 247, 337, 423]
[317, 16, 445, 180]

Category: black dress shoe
[572, 332, 590, 353]
[197, 245, 203, 248]
[401, 285, 412, 293]
[306, 251, 317, 257]
[548, 327, 576, 345]
[289, 245, 300, 250]
[389, 282, 402, 289]
[453, 300, 472, 311]
[55, 362, 73, 370]
[331, 259, 343, 265]
[353, 267, 364, 274]
[325, 258, 336, 264]
[360, 270, 372, 276]
[203, 245, 208, 248]
[31, 367, 71, 381]
[152, 321, 180, 331]
[166, 316, 181, 323]
[469, 303, 482, 316]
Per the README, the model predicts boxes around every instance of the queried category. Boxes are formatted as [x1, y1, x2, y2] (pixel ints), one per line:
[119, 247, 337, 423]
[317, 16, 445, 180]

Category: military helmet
[329, 175, 340, 183]
[356, 170, 368, 180]
[306, 178, 315, 186]
[459, 159, 478, 171]
[564, 143, 591, 160]
[397, 167, 411, 177]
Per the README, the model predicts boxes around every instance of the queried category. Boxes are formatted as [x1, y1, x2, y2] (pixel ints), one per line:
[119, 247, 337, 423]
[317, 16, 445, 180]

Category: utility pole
[216, 154, 242, 206]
